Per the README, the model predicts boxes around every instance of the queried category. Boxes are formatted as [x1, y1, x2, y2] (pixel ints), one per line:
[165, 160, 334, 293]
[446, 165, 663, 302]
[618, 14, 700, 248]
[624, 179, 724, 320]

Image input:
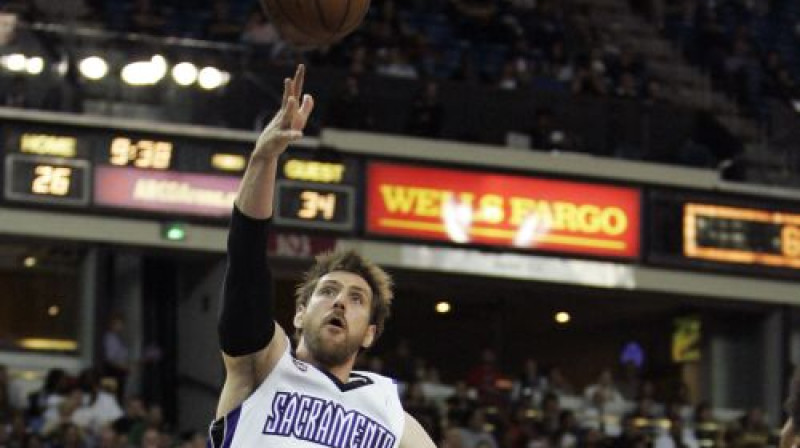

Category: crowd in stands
[3, 0, 799, 121]
[657, 0, 800, 120]
[0, 340, 783, 448]
[0, 364, 206, 448]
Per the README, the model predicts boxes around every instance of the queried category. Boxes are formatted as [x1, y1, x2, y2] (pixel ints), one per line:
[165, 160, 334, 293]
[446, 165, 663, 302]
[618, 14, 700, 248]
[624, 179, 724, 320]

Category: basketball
[260, 0, 371, 48]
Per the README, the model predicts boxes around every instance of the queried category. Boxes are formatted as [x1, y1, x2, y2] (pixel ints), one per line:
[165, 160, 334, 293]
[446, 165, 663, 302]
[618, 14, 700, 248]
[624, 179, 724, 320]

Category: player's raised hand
[253, 64, 315, 161]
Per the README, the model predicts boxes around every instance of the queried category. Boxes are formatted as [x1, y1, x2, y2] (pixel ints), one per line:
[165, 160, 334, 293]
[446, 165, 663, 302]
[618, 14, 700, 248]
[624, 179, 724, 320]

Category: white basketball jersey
[209, 340, 406, 448]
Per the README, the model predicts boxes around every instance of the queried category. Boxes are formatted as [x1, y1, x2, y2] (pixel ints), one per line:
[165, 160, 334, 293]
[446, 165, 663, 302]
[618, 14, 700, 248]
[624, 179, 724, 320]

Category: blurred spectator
[553, 410, 581, 448]
[537, 392, 562, 436]
[206, 0, 241, 42]
[130, 0, 166, 35]
[584, 369, 625, 413]
[458, 407, 500, 448]
[447, 381, 480, 426]
[511, 358, 547, 405]
[406, 80, 445, 138]
[694, 402, 723, 448]
[28, 368, 69, 428]
[102, 315, 130, 402]
[0, 364, 13, 421]
[613, 415, 650, 448]
[404, 382, 442, 442]
[420, 367, 454, 404]
[376, 47, 419, 79]
[240, 8, 280, 47]
[73, 368, 123, 434]
[547, 366, 576, 397]
[654, 417, 699, 448]
[112, 396, 148, 446]
[729, 407, 771, 448]
[41, 389, 83, 436]
[467, 349, 505, 405]
[617, 361, 642, 401]
[325, 74, 374, 131]
[385, 339, 416, 383]
[141, 427, 160, 448]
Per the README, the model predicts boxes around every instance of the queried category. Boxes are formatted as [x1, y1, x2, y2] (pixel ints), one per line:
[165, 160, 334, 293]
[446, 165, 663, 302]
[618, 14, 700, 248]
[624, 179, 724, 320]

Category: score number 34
[32, 165, 72, 196]
[298, 191, 336, 220]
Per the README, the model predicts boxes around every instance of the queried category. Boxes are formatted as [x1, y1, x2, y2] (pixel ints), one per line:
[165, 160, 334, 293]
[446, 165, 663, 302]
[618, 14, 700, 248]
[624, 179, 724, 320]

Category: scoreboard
[2, 117, 799, 279]
[0, 123, 359, 233]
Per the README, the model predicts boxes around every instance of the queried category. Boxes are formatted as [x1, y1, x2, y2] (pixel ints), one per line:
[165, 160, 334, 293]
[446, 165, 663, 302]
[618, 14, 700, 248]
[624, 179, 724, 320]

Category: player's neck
[295, 345, 355, 384]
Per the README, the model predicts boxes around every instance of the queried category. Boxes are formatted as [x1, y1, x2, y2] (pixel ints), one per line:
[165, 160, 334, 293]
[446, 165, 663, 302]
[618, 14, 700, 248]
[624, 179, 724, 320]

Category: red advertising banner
[94, 166, 239, 217]
[367, 162, 641, 259]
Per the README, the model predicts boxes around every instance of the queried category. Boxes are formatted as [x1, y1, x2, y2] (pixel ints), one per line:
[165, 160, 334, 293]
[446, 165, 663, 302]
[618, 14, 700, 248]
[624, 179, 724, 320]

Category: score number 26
[32, 165, 72, 196]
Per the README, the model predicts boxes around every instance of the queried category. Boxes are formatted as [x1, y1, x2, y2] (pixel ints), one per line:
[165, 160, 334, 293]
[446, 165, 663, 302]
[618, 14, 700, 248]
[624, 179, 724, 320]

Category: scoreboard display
[0, 122, 358, 233]
[649, 191, 800, 277]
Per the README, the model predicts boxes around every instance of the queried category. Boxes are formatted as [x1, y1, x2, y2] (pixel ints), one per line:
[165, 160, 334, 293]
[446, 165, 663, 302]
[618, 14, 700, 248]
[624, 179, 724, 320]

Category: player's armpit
[399, 413, 436, 448]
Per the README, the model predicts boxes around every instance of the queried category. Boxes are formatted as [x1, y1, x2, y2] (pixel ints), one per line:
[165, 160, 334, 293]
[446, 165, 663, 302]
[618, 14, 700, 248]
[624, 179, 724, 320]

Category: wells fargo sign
[366, 162, 641, 259]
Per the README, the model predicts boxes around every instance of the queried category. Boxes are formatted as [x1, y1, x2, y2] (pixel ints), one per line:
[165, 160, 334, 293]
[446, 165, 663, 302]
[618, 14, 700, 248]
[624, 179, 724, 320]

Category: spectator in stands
[511, 358, 547, 406]
[581, 427, 607, 448]
[206, 0, 241, 42]
[537, 392, 562, 436]
[376, 47, 419, 79]
[617, 361, 642, 401]
[458, 407, 500, 448]
[112, 396, 148, 446]
[41, 388, 83, 436]
[447, 381, 480, 426]
[102, 315, 130, 402]
[73, 368, 123, 434]
[385, 339, 416, 383]
[0, 364, 13, 421]
[584, 369, 625, 414]
[141, 427, 160, 448]
[693, 402, 723, 448]
[780, 366, 800, 448]
[420, 367, 454, 403]
[130, 0, 166, 35]
[467, 349, 506, 405]
[240, 8, 279, 48]
[547, 366, 576, 397]
[729, 407, 771, 448]
[614, 415, 650, 448]
[553, 410, 581, 448]
[406, 80, 445, 138]
[325, 74, 374, 131]
[528, 107, 570, 151]
[404, 382, 442, 442]
[654, 417, 699, 448]
[28, 368, 69, 430]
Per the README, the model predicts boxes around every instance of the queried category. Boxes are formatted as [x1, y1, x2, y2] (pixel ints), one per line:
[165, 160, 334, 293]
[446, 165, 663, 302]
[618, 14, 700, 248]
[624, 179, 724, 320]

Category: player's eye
[350, 294, 364, 304]
[319, 286, 336, 296]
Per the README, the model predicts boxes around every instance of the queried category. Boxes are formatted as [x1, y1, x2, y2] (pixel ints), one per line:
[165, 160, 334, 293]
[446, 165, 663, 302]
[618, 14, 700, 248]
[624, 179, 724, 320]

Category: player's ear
[293, 305, 306, 330]
[361, 324, 377, 350]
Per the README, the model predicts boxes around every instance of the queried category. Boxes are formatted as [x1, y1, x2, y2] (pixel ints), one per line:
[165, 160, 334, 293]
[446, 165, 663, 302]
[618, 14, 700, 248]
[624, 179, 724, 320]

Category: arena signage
[366, 162, 641, 259]
[94, 165, 239, 217]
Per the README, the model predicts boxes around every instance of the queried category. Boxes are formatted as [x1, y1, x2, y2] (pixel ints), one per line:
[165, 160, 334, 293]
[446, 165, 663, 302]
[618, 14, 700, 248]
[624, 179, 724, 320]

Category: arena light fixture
[79, 56, 108, 80]
[3, 53, 26, 71]
[197, 66, 229, 90]
[435, 301, 451, 314]
[555, 311, 571, 324]
[22, 256, 37, 268]
[121, 55, 168, 86]
[25, 56, 44, 75]
[172, 61, 198, 86]
[47, 305, 60, 317]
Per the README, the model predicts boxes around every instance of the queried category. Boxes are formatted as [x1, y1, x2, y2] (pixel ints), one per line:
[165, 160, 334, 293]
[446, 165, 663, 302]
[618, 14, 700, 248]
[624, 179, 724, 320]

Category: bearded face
[295, 271, 376, 369]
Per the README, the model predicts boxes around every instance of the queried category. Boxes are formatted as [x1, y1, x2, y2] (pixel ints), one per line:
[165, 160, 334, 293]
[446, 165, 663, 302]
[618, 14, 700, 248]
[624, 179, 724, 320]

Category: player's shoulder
[351, 369, 401, 389]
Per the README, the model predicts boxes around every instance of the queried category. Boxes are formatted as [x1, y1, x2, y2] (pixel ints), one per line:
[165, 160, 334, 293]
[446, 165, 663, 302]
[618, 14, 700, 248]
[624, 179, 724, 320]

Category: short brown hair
[295, 249, 393, 339]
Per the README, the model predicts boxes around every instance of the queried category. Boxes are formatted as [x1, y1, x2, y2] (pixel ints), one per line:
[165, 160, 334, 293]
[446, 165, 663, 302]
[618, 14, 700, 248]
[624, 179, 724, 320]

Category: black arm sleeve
[218, 205, 276, 357]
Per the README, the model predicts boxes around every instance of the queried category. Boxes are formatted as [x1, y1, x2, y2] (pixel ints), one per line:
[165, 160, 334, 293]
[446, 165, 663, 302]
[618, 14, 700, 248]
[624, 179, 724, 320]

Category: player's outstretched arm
[399, 413, 437, 448]
[216, 65, 314, 419]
